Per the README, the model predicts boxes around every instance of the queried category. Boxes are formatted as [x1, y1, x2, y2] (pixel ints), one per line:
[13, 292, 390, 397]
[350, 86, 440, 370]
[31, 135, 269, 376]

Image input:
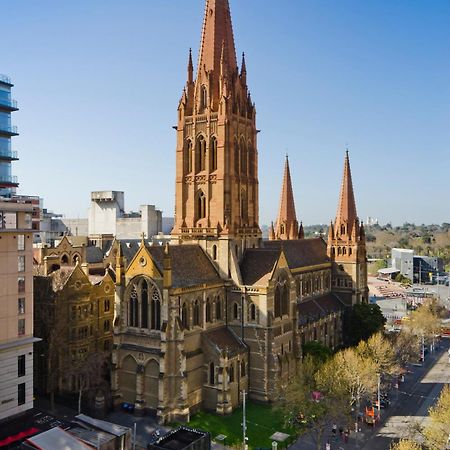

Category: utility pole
[133, 423, 136, 450]
[242, 389, 247, 450]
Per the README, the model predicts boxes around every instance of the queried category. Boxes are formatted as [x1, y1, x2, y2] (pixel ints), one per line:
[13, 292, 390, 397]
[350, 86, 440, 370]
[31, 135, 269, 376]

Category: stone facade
[110, 0, 368, 424]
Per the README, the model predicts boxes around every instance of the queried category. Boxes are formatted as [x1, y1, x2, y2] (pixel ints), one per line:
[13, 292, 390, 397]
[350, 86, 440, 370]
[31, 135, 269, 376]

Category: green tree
[346, 303, 386, 346]
[423, 385, 450, 450]
[390, 440, 422, 450]
[302, 341, 333, 364]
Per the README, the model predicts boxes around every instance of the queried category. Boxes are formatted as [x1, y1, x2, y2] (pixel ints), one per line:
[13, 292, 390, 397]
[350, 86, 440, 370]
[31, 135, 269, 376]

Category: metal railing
[0, 125, 18, 135]
[0, 98, 18, 109]
[0, 175, 18, 184]
[0, 149, 18, 159]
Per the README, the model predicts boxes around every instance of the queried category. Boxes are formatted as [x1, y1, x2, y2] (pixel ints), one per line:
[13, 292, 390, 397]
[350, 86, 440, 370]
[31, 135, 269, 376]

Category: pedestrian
[332, 424, 337, 436]
[326, 441, 331, 450]
[343, 429, 349, 443]
[339, 426, 343, 439]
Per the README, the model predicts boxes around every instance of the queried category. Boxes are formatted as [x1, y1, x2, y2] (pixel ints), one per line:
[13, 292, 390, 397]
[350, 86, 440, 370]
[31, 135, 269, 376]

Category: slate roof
[240, 249, 279, 285]
[85, 246, 104, 264]
[240, 238, 329, 286]
[297, 293, 345, 326]
[265, 238, 329, 269]
[203, 326, 247, 356]
[148, 244, 221, 289]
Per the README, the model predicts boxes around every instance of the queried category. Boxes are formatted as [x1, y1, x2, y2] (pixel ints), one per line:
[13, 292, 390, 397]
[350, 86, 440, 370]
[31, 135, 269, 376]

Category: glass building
[0, 74, 19, 198]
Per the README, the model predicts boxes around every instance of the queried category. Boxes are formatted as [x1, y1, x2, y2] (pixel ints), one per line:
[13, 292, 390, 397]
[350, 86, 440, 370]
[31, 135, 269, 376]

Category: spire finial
[188, 47, 194, 84]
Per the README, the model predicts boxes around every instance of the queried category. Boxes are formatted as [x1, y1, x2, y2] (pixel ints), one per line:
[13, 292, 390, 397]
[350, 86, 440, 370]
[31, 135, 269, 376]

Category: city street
[290, 340, 450, 450]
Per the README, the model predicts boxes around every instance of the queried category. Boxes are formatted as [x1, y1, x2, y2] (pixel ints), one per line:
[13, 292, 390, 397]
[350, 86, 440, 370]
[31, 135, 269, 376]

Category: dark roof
[85, 246, 104, 264]
[151, 427, 209, 450]
[203, 326, 247, 356]
[120, 240, 143, 264]
[265, 238, 329, 269]
[148, 244, 221, 288]
[240, 249, 279, 285]
[297, 293, 345, 326]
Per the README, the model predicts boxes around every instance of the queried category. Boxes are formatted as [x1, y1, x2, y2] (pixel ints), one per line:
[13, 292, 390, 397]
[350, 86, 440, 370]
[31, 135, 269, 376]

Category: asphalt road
[290, 340, 450, 450]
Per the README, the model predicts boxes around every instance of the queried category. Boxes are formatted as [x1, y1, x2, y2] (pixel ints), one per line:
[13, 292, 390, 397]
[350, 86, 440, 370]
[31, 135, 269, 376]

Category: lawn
[173, 402, 297, 449]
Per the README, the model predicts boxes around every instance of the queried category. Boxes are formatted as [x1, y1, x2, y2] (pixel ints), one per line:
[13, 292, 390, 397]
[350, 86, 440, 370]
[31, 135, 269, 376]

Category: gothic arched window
[234, 139, 239, 175]
[240, 189, 248, 222]
[141, 281, 148, 329]
[151, 290, 161, 330]
[250, 303, 256, 321]
[274, 285, 281, 318]
[229, 364, 235, 383]
[210, 137, 218, 172]
[233, 302, 239, 320]
[196, 135, 207, 172]
[281, 284, 289, 316]
[200, 85, 207, 112]
[181, 303, 188, 329]
[185, 140, 193, 173]
[129, 286, 138, 327]
[209, 362, 215, 385]
[196, 191, 206, 220]
[240, 139, 247, 175]
[248, 143, 255, 178]
[206, 298, 211, 323]
[340, 225, 345, 235]
[216, 297, 222, 321]
[212, 245, 217, 261]
[193, 299, 201, 327]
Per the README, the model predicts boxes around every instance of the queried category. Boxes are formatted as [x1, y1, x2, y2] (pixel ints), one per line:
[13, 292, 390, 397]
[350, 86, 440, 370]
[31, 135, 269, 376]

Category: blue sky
[3, 0, 450, 225]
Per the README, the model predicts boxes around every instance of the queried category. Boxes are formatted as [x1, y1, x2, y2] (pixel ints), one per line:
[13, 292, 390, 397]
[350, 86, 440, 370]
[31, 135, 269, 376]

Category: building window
[104, 320, 110, 333]
[193, 300, 201, 327]
[209, 362, 215, 385]
[250, 303, 256, 321]
[248, 145, 255, 178]
[24, 214, 32, 229]
[0, 211, 17, 229]
[234, 140, 239, 174]
[129, 286, 138, 327]
[103, 340, 110, 352]
[185, 140, 193, 173]
[281, 284, 289, 316]
[18, 319, 25, 336]
[229, 364, 235, 383]
[18, 256, 25, 272]
[240, 189, 248, 222]
[18, 355, 26, 378]
[216, 298, 222, 321]
[206, 299, 211, 323]
[151, 290, 161, 330]
[141, 282, 149, 329]
[181, 303, 188, 330]
[196, 191, 206, 220]
[274, 285, 281, 318]
[18, 383, 26, 406]
[212, 245, 217, 261]
[210, 137, 218, 171]
[241, 360, 246, 377]
[233, 302, 239, 320]
[240, 139, 247, 175]
[18, 298, 25, 315]
[196, 135, 207, 172]
[104, 299, 110, 312]
[61, 254, 69, 265]
[17, 235, 25, 251]
[200, 85, 207, 112]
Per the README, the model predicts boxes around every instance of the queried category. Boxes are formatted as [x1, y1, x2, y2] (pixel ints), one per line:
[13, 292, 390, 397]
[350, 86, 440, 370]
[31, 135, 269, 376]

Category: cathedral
[111, 0, 368, 423]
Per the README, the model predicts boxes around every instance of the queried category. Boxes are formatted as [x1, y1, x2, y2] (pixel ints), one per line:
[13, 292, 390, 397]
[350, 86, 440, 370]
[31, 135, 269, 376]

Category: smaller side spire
[269, 221, 276, 241]
[240, 52, 247, 85]
[274, 156, 299, 240]
[187, 48, 194, 84]
[328, 221, 334, 241]
[298, 222, 305, 239]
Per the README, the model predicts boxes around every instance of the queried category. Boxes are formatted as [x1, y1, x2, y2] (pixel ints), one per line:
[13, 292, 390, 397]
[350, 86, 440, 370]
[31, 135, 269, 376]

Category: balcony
[0, 125, 18, 136]
[0, 175, 19, 187]
[0, 149, 18, 161]
[0, 98, 18, 112]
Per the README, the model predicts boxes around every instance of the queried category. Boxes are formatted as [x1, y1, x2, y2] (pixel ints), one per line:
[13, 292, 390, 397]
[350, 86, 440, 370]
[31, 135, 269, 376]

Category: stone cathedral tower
[171, 0, 261, 278]
[327, 152, 368, 305]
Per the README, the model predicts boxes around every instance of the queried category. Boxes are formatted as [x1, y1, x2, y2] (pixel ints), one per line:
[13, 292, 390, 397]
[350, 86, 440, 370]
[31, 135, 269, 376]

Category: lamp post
[242, 389, 247, 450]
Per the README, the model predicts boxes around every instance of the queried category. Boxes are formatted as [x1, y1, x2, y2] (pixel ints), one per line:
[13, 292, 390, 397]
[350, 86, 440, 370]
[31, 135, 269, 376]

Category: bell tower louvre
[171, 0, 261, 275]
[327, 151, 368, 305]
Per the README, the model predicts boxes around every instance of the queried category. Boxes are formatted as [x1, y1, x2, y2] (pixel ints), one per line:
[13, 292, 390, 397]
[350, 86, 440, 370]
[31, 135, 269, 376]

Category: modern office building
[0, 75, 19, 198]
[0, 200, 38, 421]
[391, 248, 414, 281]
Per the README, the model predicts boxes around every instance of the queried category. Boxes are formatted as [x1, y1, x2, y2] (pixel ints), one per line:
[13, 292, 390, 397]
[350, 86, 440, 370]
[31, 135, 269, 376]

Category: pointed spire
[359, 222, 366, 241]
[335, 151, 357, 237]
[187, 48, 194, 84]
[298, 222, 305, 239]
[269, 221, 276, 240]
[274, 156, 298, 240]
[240, 52, 247, 84]
[197, 0, 237, 81]
[328, 221, 334, 241]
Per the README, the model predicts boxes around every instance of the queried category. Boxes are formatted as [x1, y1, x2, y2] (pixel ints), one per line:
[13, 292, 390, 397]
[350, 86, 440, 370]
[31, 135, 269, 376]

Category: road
[290, 340, 450, 450]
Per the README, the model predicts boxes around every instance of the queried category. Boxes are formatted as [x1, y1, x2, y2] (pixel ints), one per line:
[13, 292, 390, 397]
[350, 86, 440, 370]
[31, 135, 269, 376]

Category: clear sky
[3, 0, 450, 225]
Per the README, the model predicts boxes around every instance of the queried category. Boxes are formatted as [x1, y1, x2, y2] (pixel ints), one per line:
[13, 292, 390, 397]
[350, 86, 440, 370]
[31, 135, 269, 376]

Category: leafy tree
[316, 348, 378, 421]
[302, 341, 332, 364]
[278, 356, 347, 450]
[357, 332, 400, 377]
[407, 299, 444, 343]
[346, 303, 386, 346]
[423, 385, 450, 450]
[390, 440, 422, 450]
[391, 330, 420, 367]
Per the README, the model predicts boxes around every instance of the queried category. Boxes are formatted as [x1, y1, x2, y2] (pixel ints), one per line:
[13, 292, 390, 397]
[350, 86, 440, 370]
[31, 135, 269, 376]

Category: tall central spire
[197, 0, 238, 80]
[271, 156, 299, 240]
[335, 151, 358, 236]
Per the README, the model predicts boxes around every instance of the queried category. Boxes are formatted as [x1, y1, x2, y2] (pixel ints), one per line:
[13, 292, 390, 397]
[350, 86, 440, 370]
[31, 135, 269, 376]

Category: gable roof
[264, 238, 329, 270]
[203, 326, 246, 356]
[297, 293, 345, 326]
[148, 244, 221, 288]
[240, 249, 279, 286]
